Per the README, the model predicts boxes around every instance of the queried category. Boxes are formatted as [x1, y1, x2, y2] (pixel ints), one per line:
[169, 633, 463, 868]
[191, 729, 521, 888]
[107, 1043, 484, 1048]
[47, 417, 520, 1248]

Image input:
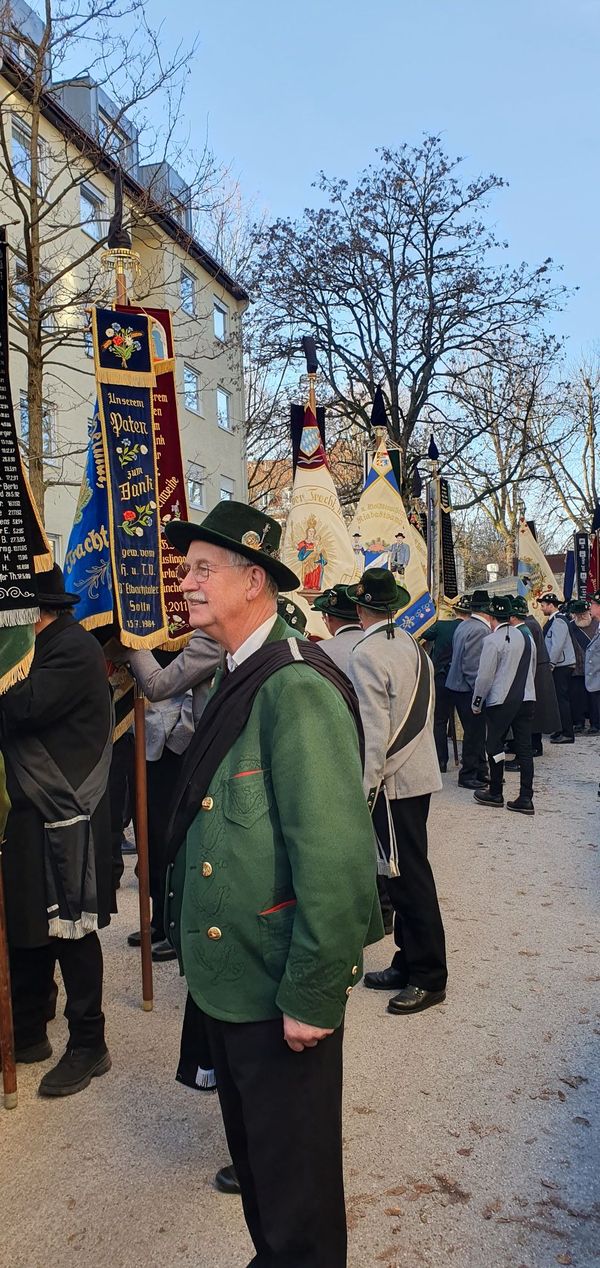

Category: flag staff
[426, 433, 442, 611]
[101, 175, 153, 1012]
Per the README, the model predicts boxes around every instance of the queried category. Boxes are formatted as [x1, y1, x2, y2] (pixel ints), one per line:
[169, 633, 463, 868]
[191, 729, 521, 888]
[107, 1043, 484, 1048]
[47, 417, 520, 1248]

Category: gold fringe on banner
[94, 366, 156, 389]
[113, 707, 135, 743]
[118, 626, 172, 652]
[159, 630, 192, 653]
[79, 610, 115, 634]
[0, 639, 34, 696]
[18, 456, 53, 570]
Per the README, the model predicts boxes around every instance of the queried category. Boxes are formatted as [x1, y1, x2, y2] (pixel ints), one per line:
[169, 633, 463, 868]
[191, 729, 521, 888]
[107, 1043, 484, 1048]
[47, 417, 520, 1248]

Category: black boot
[473, 788, 504, 807]
[215, 1164, 241, 1194]
[38, 1044, 111, 1097]
[507, 796, 535, 815]
[14, 1038, 52, 1064]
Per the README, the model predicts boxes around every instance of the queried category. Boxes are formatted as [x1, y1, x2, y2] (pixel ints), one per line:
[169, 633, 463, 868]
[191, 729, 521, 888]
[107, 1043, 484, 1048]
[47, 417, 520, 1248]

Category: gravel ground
[1, 737, 599, 1268]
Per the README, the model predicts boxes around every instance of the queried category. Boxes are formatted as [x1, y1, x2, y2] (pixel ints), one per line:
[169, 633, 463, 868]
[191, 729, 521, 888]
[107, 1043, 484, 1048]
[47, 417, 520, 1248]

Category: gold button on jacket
[201, 796, 214, 811]
[202, 862, 213, 878]
[207, 926, 222, 940]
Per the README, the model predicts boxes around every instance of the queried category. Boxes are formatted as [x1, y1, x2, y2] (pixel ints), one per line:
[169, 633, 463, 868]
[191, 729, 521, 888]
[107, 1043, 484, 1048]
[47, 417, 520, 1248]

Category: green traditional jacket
[165, 616, 383, 1030]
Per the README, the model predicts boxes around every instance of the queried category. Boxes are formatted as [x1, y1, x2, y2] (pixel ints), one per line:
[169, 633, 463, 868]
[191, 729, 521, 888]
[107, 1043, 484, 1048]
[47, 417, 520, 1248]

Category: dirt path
[2, 739, 599, 1268]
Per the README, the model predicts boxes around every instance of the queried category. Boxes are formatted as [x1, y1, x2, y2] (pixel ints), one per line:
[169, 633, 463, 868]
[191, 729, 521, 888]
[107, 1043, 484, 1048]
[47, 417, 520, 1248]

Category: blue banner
[63, 408, 113, 629]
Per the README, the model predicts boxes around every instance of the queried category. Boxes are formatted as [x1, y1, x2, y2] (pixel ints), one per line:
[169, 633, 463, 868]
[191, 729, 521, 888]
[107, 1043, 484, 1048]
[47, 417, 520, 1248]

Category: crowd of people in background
[1, 501, 598, 1267]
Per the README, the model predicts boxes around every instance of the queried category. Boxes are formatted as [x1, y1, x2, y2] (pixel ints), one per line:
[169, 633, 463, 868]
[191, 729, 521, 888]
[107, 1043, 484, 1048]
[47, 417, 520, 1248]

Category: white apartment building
[0, 0, 248, 564]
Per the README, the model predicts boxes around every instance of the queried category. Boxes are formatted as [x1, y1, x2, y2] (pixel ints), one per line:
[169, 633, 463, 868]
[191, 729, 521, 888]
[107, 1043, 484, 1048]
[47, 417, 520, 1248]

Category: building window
[80, 183, 105, 241]
[187, 462, 205, 510]
[180, 268, 196, 316]
[45, 532, 62, 564]
[11, 118, 47, 192]
[220, 476, 235, 501]
[19, 391, 57, 457]
[183, 365, 202, 414]
[213, 301, 228, 342]
[12, 118, 31, 185]
[98, 110, 128, 158]
[13, 263, 29, 321]
[216, 387, 232, 431]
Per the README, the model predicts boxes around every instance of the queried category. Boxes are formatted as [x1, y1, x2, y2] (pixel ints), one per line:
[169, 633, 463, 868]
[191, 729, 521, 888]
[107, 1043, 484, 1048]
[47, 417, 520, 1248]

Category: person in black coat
[505, 598, 561, 765]
[0, 566, 114, 1097]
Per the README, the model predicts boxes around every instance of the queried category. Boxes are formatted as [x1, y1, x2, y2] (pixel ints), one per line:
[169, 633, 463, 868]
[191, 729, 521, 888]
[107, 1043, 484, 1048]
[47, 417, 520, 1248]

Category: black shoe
[532, 746, 543, 757]
[38, 1044, 111, 1097]
[550, 731, 562, 740]
[387, 985, 446, 1015]
[504, 759, 521, 772]
[127, 928, 162, 947]
[458, 777, 488, 790]
[588, 726, 600, 735]
[474, 789, 504, 807]
[214, 1164, 240, 1195]
[439, 763, 447, 773]
[550, 734, 574, 744]
[363, 966, 407, 991]
[15, 1038, 52, 1064]
[573, 724, 584, 734]
[151, 938, 177, 962]
[507, 797, 535, 815]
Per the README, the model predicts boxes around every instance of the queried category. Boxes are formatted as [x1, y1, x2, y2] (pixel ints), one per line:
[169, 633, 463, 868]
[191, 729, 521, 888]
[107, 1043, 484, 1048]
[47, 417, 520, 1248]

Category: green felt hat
[589, 590, 600, 605]
[312, 585, 361, 623]
[490, 594, 514, 619]
[453, 594, 472, 614]
[567, 598, 590, 614]
[346, 567, 410, 613]
[538, 591, 561, 606]
[277, 596, 307, 632]
[469, 589, 492, 614]
[164, 501, 300, 592]
[510, 595, 529, 617]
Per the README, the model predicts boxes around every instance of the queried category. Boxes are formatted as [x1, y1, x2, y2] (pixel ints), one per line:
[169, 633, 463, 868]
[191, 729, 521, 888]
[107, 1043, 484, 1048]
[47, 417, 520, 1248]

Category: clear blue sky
[145, 0, 598, 355]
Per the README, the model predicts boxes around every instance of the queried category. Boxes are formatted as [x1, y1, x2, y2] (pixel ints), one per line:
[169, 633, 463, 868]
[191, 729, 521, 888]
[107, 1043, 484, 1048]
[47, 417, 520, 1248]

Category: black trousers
[147, 747, 184, 938]
[10, 931, 105, 1050]
[486, 700, 535, 799]
[374, 793, 447, 992]
[204, 1013, 346, 1268]
[553, 667, 574, 738]
[108, 731, 135, 892]
[450, 690, 488, 781]
[569, 675, 589, 728]
[433, 672, 453, 768]
[589, 690, 600, 730]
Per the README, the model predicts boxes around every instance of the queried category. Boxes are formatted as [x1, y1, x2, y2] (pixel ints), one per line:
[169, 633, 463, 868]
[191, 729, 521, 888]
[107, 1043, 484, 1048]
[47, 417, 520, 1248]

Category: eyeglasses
[176, 560, 251, 584]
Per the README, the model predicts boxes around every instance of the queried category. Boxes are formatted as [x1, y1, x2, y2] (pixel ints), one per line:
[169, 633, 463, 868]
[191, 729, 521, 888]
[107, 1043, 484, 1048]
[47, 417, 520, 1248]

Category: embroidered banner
[574, 533, 589, 600]
[349, 441, 436, 636]
[0, 228, 52, 689]
[117, 306, 191, 648]
[93, 307, 167, 649]
[517, 517, 560, 624]
[63, 408, 113, 629]
[281, 405, 357, 595]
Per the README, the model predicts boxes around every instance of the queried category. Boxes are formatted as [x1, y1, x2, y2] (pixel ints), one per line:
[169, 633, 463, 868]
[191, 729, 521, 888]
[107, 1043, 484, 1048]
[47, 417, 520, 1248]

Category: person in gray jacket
[345, 568, 447, 1016]
[539, 592, 576, 743]
[119, 630, 221, 726]
[313, 584, 361, 674]
[471, 595, 537, 815]
[446, 589, 491, 788]
[584, 590, 600, 705]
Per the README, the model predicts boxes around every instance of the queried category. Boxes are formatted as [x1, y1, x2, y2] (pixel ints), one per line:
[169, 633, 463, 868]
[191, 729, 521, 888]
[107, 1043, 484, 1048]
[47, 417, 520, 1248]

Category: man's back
[446, 617, 489, 692]
[318, 627, 360, 676]
[350, 625, 442, 802]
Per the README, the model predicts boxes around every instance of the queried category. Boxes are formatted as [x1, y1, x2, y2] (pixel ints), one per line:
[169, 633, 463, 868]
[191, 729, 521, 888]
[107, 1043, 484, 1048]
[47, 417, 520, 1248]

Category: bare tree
[0, 0, 232, 519]
[250, 137, 567, 500]
[532, 354, 600, 534]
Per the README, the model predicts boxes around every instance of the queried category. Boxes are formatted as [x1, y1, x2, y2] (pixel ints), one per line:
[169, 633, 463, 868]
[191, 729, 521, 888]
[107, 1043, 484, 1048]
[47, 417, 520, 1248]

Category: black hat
[567, 598, 590, 614]
[164, 502, 300, 592]
[454, 594, 472, 614]
[312, 585, 361, 623]
[277, 596, 307, 632]
[35, 563, 80, 609]
[510, 595, 529, 617]
[589, 590, 600, 604]
[538, 591, 561, 607]
[469, 589, 491, 614]
[346, 567, 410, 613]
[490, 594, 513, 619]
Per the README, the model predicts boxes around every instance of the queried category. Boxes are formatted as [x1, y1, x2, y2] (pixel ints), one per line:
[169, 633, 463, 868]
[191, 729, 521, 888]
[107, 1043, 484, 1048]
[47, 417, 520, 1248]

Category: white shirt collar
[355, 617, 388, 643]
[470, 613, 490, 627]
[334, 624, 361, 637]
[226, 614, 278, 672]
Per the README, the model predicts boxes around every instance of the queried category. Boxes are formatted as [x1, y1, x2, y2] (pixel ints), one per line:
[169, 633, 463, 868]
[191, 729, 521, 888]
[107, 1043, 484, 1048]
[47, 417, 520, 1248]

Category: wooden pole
[107, 250, 153, 1010]
[134, 685, 153, 1011]
[0, 840, 17, 1108]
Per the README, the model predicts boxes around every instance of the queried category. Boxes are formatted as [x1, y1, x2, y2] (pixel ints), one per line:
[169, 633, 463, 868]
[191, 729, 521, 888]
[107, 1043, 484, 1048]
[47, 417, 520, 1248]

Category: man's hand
[283, 1015, 333, 1052]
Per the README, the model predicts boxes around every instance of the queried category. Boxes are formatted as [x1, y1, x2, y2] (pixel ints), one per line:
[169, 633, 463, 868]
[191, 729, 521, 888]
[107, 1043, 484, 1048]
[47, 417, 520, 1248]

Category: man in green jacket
[163, 501, 382, 1268]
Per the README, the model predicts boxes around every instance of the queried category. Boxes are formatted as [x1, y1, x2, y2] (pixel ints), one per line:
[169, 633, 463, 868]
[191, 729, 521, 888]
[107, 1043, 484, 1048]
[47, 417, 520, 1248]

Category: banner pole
[0, 839, 17, 1108]
[102, 241, 153, 1012]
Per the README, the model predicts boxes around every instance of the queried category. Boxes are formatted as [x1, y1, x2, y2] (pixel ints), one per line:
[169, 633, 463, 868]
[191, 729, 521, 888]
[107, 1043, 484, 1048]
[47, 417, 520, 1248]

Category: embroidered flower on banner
[119, 501, 157, 537]
[102, 322, 143, 369]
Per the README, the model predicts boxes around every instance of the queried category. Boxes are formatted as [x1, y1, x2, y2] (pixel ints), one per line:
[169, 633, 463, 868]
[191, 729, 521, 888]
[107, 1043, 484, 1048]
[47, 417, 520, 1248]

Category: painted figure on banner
[297, 514, 328, 590]
[389, 532, 411, 575]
